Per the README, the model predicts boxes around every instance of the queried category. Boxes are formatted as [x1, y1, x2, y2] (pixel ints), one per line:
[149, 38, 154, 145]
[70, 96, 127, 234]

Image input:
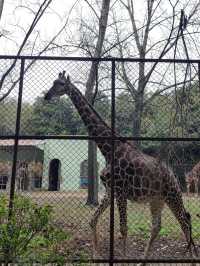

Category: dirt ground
[67, 232, 200, 259]
[19, 191, 200, 263]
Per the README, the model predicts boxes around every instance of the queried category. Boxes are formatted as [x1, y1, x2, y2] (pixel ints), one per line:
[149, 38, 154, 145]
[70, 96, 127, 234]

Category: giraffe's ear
[58, 72, 62, 78]
[67, 75, 71, 82]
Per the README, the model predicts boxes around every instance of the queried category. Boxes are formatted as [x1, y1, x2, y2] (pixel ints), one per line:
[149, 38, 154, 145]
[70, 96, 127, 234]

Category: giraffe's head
[44, 71, 70, 100]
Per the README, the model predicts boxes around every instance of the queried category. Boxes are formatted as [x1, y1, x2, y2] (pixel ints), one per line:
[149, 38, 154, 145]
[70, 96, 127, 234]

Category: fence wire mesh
[0, 56, 200, 264]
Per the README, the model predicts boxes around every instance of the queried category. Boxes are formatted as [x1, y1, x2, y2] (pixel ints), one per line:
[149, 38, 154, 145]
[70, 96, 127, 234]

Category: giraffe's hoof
[118, 234, 127, 257]
[121, 242, 126, 257]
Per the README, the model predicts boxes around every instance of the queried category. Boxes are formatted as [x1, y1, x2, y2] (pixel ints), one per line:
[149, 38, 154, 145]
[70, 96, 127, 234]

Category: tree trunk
[86, 140, 98, 206]
[85, 0, 111, 206]
[133, 61, 145, 146]
[133, 94, 143, 137]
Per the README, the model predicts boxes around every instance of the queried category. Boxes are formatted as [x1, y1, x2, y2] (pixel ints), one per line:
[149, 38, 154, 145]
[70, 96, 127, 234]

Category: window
[33, 176, 42, 188]
[79, 160, 99, 189]
[0, 175, 8, 190]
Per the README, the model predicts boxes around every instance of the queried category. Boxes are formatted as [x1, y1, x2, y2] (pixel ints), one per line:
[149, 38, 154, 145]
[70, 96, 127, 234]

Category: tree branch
[0, 0, 80, 101]
[144, 74, 198, 107]
[0, 0, 53, 98]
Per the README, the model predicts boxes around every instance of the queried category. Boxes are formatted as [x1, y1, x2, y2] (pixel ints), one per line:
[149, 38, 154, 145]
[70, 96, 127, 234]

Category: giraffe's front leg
[138, 200, 164, 266]
[116, 196, 128, 256]
[89, 193, 110, 253]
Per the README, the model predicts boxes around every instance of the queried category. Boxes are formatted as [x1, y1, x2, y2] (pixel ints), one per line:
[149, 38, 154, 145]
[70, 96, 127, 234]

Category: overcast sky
[0, 1, 85, 102]
[0, 0, 199, 103]
[0, 0, 77, 54]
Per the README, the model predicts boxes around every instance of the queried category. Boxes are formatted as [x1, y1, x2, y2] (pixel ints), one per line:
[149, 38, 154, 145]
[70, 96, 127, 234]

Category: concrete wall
[39, 140, 105, 191]
[0, 140, 106, 192]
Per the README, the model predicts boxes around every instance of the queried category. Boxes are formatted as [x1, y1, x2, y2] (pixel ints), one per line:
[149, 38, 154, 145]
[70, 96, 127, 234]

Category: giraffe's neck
[66, 82, 114, 161]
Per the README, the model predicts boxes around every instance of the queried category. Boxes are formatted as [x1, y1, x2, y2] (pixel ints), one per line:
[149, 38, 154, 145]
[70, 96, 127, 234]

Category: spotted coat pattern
[185, 161, 200, 195]
[44, 71, 197, 260]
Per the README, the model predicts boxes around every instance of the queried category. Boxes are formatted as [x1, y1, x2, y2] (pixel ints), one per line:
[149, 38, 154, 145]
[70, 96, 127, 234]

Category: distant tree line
[1, 81, 200, 190]
[1, 81, 200, 140]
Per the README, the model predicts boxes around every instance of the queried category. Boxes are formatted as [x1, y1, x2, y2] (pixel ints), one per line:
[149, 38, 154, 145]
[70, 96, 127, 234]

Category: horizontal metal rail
[0, 134, 200, 141]
[0, 54, 200, 63]
[1, 258, 200, 263]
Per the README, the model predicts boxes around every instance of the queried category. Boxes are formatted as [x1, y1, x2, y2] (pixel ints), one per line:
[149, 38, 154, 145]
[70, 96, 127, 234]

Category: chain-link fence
[1, 55, 200, 264]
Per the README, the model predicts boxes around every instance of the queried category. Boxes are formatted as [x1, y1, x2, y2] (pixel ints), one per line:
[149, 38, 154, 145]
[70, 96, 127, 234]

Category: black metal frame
[0, 55, 200, 265]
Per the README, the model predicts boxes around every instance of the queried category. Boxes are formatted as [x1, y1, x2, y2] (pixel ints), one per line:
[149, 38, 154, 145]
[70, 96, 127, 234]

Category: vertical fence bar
[198, 63, 200, 92]
[8, 58, 25, 215]
[109, 59, 116, 265]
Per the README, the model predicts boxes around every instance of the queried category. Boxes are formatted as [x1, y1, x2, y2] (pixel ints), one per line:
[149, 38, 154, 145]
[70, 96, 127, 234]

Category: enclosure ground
[13, 190, 200, 262]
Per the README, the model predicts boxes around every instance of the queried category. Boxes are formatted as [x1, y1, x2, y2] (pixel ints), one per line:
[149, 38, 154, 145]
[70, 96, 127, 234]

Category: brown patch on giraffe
[44, 71, 198, 261]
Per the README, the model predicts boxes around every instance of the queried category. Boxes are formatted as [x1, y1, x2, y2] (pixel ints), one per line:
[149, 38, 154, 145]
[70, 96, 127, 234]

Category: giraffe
[185, 161, 200, 196]
[44, 71, 198, 260]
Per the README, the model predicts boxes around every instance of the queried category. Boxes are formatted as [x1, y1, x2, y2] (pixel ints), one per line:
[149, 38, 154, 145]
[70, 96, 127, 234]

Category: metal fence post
[109, 59, 116, 265]
[8, 58, 25, 215]
[198, 63, 200, 92]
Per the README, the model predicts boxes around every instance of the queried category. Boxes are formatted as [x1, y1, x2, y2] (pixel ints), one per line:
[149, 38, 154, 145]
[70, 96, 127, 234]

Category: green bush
[0, 195, 69, 264]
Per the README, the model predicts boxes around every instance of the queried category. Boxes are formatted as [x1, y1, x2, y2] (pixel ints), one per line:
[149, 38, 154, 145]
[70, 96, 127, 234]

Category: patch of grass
[73, 250, 90, 266]
[28, 192, 200, 245]
[126, 196, 200, 240]
[128, 212, 150, 239]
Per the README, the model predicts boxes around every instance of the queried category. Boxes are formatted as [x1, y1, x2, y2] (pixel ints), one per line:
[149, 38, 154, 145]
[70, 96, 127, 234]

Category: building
[0, 139, 105, 192]
[41, 139, 105, 191]
[0, 140, 43, 191]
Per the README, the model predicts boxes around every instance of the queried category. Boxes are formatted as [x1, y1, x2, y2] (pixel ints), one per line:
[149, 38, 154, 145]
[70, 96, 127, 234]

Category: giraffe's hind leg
[142, 199, 164, 263]
[116, 196, 127, 256]
[166, 192, 198, 258]
[89, 192, 110, 253]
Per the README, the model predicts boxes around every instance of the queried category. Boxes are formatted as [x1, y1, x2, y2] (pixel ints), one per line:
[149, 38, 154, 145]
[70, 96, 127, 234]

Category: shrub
[0, 195, 69, 264]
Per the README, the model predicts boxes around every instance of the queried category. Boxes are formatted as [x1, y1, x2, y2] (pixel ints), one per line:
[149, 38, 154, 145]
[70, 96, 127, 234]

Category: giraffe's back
[100, 142, 182, 202]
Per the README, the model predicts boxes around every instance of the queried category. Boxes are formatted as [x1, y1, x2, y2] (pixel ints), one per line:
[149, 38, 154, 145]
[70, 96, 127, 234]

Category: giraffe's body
[101, 141, 181, 203]
[185, 162, 200, 196]
[44, 71, 197, 260]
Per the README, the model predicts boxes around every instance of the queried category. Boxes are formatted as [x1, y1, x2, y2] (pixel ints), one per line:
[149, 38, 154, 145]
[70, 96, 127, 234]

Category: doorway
[48, 159, 61, 191]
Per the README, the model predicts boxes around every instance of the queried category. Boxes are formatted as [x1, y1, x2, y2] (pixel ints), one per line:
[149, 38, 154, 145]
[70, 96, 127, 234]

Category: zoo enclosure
[1, 55, 200, 264]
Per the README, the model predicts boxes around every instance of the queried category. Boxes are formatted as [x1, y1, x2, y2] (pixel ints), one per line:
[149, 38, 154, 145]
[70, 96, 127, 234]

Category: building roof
[0, 140, 43, 147]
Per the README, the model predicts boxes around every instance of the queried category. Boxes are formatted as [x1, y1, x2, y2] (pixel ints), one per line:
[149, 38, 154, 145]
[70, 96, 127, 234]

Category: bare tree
[61, 0, 200, 142]
[0, 0, 53, 101]
[49, 0, 200, 201]
[113, 0, 200, 141]
[84, 0, 111, 206]
[0, 0, 78, 101]
[47, 0, 111, 205]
